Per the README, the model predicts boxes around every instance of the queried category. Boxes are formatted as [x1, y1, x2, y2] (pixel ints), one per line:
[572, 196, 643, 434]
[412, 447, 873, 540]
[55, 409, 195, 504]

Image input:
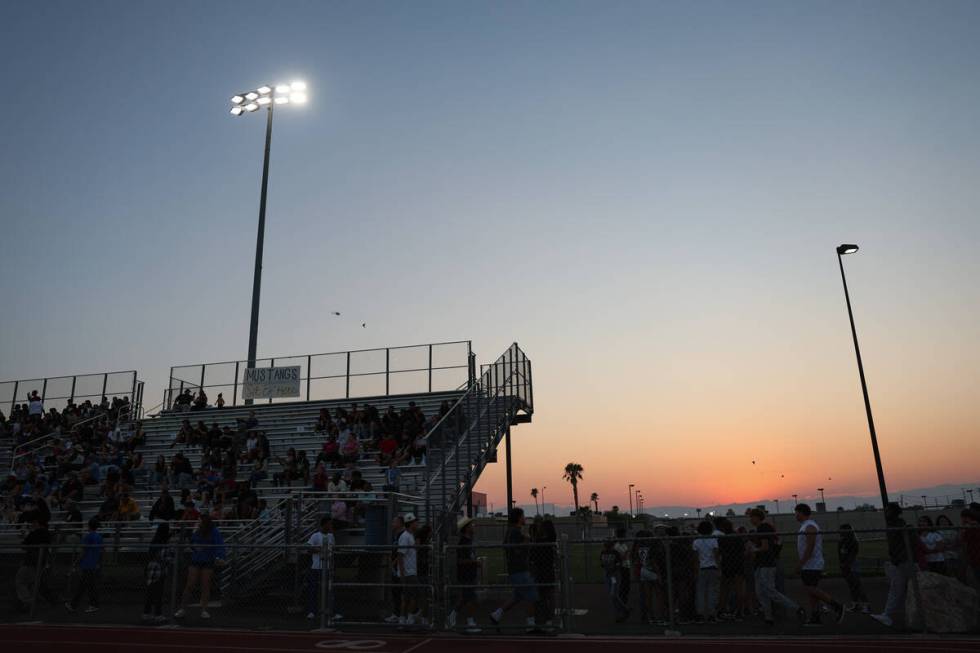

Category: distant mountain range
[508, 481, 979, 518]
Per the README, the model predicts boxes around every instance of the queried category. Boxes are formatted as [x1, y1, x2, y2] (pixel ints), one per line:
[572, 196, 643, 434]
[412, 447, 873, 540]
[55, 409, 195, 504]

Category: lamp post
[541, 486, 547, 515]
[818, 487, 826, 506]
[230, 81, 308, 374]
[628, 483, 635, 518]
[635, 489, 642, 517]
[836, 244, 890, 510]
[792, 493, 798, 505]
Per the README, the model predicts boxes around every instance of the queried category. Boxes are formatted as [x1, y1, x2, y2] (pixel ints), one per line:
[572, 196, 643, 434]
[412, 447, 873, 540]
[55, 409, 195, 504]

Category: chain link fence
[2, 523, 978, 635]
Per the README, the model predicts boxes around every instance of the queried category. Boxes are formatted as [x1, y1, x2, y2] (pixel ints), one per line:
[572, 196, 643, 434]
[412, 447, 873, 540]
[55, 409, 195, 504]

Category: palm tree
[590, 492, 599, 514]
[563, 463, 584, 514]
[531, 488, 540, 516]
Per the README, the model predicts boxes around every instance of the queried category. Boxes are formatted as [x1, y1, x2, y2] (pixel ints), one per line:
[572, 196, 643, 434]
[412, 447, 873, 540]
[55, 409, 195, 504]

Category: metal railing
[422, 343, 533, 541]
[1, 370, 141, 416]
[164, 341, 474, 410]
[4, 526, 976, 634]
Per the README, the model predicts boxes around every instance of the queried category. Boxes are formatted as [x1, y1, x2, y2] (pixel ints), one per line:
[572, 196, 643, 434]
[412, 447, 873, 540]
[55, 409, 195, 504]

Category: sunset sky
[2, 1, 978, 511]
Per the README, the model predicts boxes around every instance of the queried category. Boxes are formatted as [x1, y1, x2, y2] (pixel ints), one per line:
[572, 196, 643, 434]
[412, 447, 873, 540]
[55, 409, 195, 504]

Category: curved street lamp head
[837, 244, 859, 255]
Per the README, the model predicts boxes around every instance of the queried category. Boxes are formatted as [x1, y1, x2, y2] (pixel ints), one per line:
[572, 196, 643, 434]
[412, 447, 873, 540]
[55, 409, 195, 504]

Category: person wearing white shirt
[28, 392, 43, 418]
[917, 516, 947, 574]
[397, 513, 420, 625]
[306, 517, 341, 621]
[692, 520, 720, 621]
[794, 503, 845, 625]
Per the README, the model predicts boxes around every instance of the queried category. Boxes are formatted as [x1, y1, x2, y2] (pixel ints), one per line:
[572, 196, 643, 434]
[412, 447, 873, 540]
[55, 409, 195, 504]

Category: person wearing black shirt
[838, 524, 869, 612]
[531, 519, 558, 630]
[448, 517, 481, 633]
[871, 503, 915, 627]
[748, 509, 804, 625]
[150, 488, 177, 521]
[15, 519, 57, 611]
[489, 508, 539, 631]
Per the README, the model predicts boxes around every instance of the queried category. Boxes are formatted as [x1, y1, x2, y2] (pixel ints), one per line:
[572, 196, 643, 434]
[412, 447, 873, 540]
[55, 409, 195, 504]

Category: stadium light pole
[628, 483, 635, 518]
[836, 244, 890, 510]
[230, 81, 309, 373]
[541, 486, 547, 515]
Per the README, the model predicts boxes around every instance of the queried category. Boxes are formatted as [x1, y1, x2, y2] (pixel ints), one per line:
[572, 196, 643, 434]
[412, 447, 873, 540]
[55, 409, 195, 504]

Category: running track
[1, 625, 978, 653]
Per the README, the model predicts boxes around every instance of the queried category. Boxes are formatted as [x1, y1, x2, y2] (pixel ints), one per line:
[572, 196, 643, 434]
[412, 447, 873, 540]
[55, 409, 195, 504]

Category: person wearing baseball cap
[396, 513, 420, 626]
[448, 516, 481, 633]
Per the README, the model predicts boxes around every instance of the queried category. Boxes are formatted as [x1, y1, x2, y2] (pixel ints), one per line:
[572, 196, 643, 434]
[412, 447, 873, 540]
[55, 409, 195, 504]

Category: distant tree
[531, 488, 539, 516]
[590, 492, 599, 514]
[563, 463, 584, 514]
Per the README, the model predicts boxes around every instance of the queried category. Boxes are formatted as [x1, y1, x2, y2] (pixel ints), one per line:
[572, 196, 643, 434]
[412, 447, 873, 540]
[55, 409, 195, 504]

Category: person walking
[306, 516, 341, 621]
[794, 503, 845, 626]
[66, 518, 103, 613]
[871, 503, 916, 627]
[748, 509, 804, 625]
[489, 508, 539, 632]
[838, 524, 870, 613]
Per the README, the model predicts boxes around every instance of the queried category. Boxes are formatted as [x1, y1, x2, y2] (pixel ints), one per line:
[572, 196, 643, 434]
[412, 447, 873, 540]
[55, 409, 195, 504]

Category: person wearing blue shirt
[66, 518, 103, 613]
[175, 514, 226, 620]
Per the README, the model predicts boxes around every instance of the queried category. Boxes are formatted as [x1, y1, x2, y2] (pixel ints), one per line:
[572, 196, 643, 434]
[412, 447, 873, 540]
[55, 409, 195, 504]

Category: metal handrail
[170, 340, 472, 369]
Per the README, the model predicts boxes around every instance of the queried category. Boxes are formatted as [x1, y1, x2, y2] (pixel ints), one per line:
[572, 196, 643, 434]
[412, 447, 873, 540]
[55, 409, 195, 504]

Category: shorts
[801, 570, 823, 587]
[509, 571, 539, 603]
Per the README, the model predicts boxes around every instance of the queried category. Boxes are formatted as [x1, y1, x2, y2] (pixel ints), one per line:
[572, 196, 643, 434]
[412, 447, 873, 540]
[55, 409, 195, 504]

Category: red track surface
[1, 625, 977, 653]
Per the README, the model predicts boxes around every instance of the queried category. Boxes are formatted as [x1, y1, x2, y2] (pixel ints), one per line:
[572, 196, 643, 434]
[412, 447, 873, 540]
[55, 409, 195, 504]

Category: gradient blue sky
[2, 1, 978, 509]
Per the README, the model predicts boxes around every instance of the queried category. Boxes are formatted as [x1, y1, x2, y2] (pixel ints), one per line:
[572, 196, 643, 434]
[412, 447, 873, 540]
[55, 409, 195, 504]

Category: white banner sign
[242, 366, 301, 400]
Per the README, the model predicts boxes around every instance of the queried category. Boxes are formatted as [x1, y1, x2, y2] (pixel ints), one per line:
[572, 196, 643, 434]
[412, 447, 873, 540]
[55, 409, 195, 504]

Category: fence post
[664, 536, 676, 629]
[307, 355, 312, 402]
[559, 534, 573, 632]
[170, 542, 180, 617]
[232, 361, 240, 406]
[428, 345, 433, 393]
[385, 348, 390, 396]
[345, 352, 351, 399]
[29, 545, 44, 619]
[101, 374, 108, 401]
[269, 358, 275, 405]
[41, 378, 48, 403]
[11, 380, 18, 415]
[903, 527, 927, 633]
[70, 377, 77, 405]
[320, 538, 329, 629]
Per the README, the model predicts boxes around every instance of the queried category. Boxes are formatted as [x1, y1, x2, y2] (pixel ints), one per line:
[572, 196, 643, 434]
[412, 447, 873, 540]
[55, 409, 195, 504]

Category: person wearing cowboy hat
[448, 516, 482, 633]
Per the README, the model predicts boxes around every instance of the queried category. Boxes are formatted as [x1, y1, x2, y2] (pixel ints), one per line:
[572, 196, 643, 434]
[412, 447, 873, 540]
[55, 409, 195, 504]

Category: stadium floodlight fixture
[228, 79, 310, 392]
[837, 243, 859, 255]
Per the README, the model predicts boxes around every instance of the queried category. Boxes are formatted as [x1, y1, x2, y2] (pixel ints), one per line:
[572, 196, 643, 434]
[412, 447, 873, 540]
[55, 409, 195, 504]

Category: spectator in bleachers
[192, 389, 208, 411]
[215, 393, 225, 409]
[96, 492, 119, 522]
[327, 472, 347, 493]
[63, 499, 83, 524]
[249, 456, 268, 488]
[180, 499, 201, 522]
[174, 389, 193, 412]
[273, 448, 300, 487]
[150, 487, 176, 521]
[312, 463, 329, 491]
[236, 410, 258, 434]
[118, 491, 142, 521]
[383, 459, 402, 493]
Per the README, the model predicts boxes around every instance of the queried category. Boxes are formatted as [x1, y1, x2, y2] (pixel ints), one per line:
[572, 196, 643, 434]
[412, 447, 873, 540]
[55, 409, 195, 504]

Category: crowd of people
[1, 392, 142, 528]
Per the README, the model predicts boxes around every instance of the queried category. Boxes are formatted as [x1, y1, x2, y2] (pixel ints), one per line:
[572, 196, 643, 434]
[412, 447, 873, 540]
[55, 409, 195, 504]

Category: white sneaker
[200, 610, 211, 619]
[333, 613, 343, 621]
[465, 618, 481, 634]
[870, 613, 893, 627]
[384, 614, 400, 623]
[84, 606, 99, 613]
[174, 608, 186, 618]
[306, 612, 316, 620]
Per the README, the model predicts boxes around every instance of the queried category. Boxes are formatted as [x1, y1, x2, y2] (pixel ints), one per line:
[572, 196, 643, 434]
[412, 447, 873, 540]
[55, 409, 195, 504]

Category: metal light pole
[230, 81, 308, 372]
[818, 488, 826, 506]
[836, 244, 890, 510]
[792, 493, 798, 506]
[628, 483, 635, 517]
[541, 486, 547, 515]
[635, 489, 642, 517]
